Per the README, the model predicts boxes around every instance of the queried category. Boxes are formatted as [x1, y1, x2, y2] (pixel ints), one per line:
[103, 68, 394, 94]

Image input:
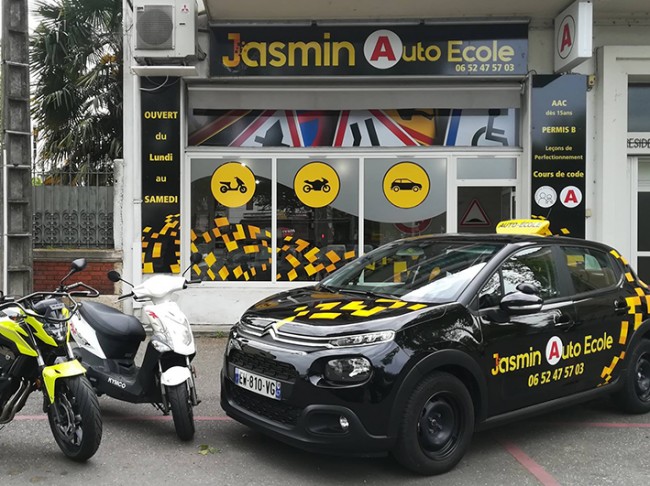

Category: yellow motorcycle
[0, 269, 102, 461]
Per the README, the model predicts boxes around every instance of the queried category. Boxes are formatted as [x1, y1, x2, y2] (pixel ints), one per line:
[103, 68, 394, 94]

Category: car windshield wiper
[336, 287, 400, 300]
[316, 283, 340, 293]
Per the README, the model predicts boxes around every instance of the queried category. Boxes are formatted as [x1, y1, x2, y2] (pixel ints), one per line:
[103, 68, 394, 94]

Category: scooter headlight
[151, 338, 172, 353]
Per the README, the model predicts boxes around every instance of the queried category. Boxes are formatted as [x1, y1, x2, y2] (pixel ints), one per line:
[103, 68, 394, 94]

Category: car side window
[479, 246, 560, 309]
[561, 246, 621, 294]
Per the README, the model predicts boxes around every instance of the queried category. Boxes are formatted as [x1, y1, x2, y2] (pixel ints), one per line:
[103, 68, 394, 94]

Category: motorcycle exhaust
[0, 379, 31, 424]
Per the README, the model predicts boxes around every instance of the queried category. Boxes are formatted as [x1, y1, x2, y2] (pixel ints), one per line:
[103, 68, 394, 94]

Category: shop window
[190, 158, 273, 281]
[364, 157, 446, 249]
[276, 158, 359, 281]
[628, 84, 650, 132]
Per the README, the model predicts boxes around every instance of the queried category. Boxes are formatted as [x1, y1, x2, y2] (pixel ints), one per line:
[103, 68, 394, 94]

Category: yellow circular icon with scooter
[383, 162, 430, 208]
[211, 162, 256, 208]
[294, 162, 340, 208]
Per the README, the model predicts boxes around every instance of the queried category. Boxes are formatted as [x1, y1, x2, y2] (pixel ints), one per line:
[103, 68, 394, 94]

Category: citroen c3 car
[220, 219, 650, 475]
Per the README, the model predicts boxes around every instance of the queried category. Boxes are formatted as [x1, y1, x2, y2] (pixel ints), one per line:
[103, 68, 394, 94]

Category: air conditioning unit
[133, 0, 196, 60]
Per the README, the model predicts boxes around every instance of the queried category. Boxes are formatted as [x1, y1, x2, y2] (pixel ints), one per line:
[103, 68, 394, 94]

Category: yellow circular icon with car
[211, 162, 256, 208]
[294, 162, 340, 208]
[383, 162, 430, 209]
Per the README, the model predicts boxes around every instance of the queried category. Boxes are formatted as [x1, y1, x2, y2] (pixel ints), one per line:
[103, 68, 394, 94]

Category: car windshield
[319, 239, 504, 303]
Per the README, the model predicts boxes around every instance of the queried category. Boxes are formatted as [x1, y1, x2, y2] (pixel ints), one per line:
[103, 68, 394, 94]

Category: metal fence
[32, 166, 114, 248]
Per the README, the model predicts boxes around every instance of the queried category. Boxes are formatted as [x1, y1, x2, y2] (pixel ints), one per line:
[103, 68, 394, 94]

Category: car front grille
[228, 349, 298, 382]
[227, 381, 302, 426]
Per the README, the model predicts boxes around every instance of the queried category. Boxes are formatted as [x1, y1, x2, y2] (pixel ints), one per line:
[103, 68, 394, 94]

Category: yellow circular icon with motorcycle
[383, 162, 430, 208]
[294, 162, 340, 208]
[210, 162, 256, 208]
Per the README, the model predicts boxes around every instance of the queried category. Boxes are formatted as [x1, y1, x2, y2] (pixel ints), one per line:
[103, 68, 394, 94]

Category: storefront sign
[628, 134, 650, 154]
[554, 1, 593, 73]
[188, 109, 519, 148]
[210, 24, 528, 77]
[531, 74, 587, 238]
[141, 77, 181, 273]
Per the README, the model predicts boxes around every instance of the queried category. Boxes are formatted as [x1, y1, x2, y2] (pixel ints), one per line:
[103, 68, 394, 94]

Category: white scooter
[69, 253, 202, 441]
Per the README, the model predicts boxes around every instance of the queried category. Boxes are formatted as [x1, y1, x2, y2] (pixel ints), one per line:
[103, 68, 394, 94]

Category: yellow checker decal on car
[273, 298, 429, 325]
[599, 249, 650, 384]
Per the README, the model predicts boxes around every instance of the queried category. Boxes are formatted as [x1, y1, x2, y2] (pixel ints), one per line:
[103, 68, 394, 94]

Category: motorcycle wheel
[303, 184, 312, 193]
[239, 186, 247, 193]
[323, 184, 331, 193]
[220, 186, 228, 193]
[47, 375, 102, 462]
[167, 382, 195, 441]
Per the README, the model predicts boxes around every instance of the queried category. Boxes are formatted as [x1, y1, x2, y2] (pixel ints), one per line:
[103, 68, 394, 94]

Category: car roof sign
[495, 219, 551, 236]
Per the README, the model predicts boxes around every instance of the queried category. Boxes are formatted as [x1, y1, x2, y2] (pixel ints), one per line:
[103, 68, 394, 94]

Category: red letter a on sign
[561, 23, 572, 52]
[549, 340, 560, 361]
[371, 36, 396, 61]
[563, 189, 578, 204]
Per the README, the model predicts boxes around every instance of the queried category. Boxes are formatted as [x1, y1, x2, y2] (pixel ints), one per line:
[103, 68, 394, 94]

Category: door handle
[614, 299, 629, 314]
[554, 314, 574, 329]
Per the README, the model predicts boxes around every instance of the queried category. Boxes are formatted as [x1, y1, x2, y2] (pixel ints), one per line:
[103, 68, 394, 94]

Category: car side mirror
[500, 290, 543, 315]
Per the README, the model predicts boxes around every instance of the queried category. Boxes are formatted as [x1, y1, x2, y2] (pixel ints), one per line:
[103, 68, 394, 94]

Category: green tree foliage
[30, 0, 122, 183]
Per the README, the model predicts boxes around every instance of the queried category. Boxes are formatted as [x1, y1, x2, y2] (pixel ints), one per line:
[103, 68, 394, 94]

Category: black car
[220, 220, 650, 475]
[391, 178, 422, 192]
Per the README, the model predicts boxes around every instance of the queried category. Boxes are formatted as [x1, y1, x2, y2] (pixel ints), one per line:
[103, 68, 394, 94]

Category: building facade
[122, 0, 650, 325]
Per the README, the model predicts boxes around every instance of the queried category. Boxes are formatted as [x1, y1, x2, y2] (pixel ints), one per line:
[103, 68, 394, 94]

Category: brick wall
[33, 249, 122, 295]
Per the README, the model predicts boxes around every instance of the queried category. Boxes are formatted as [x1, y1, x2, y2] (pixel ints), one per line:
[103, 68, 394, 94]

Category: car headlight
[325, 357, 372, 384]
[328, 331, 395, 348]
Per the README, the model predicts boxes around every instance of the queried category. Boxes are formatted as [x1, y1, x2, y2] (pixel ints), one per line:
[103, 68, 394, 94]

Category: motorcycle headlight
[328, 331, 395, 348]
[325, 357, 372, 384]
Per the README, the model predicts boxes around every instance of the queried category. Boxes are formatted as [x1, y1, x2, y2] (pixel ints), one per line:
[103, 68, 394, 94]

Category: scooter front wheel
[48, 375, 103, 461]
[167, 382, 195, 441]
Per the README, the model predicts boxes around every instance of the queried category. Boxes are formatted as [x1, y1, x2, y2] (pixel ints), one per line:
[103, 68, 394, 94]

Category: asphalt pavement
[1, 336, 649, 485]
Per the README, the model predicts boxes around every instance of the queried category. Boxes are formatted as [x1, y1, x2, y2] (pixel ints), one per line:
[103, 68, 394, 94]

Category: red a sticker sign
[370, 36, 397, 61]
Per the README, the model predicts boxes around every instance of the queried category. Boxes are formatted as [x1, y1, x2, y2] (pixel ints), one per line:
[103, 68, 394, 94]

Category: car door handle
[554, 314, 574, 329]
[614, 299, 629, 314]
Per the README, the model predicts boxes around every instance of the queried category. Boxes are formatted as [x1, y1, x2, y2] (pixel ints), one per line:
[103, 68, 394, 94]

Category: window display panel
[364, 158, 446, 249]
[190, 158, 272, 281]
[276, 158, 359, 281]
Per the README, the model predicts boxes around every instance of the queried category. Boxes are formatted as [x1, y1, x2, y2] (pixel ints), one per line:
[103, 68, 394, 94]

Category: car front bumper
[220, 369, 394, 456]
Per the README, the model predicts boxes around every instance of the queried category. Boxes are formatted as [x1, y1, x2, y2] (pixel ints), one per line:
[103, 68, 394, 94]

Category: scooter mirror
[107, 270, 121, 283]
[71, 258, 87, 272]
[190, 252, 203, 265]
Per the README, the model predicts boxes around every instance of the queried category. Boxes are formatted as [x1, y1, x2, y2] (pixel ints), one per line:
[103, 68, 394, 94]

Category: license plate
[234, 367, 282, 400]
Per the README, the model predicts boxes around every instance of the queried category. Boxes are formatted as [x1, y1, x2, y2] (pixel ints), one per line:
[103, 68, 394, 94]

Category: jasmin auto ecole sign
[209, 24, 528, 77]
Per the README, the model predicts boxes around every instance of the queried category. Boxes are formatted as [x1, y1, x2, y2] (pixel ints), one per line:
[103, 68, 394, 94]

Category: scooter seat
[79, 301, 146, 342]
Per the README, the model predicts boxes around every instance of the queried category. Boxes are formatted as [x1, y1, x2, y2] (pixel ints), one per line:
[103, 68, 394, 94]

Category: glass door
[636, 157, 650, 282]
[448, 155, 519, 234]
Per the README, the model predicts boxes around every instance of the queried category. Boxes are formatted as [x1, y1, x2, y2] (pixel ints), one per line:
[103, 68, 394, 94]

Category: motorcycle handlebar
[0, 291, 79, 322]
[117, 292, 135, 302]
[63, 282, 100, 298]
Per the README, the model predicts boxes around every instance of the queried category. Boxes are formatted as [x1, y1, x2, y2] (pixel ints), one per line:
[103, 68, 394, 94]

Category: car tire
[392, 371, 474, 475]
[613, 339, 650, 414]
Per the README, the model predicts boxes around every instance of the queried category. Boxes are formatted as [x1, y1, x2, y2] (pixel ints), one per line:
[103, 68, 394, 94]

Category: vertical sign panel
[141, 77, 181, 273]
[531, 75, 586, 238]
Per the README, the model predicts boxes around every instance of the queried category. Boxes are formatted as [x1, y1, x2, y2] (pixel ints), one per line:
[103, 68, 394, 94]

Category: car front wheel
[613, 339, 650, 414]
[392, 371, 474, 475]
